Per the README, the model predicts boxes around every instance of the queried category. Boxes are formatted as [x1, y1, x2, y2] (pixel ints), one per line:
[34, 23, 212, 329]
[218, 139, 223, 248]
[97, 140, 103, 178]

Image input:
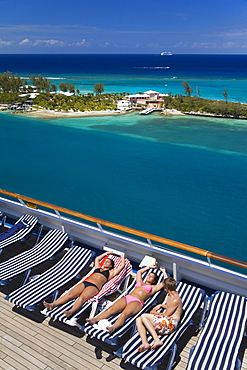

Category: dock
[139, 108, 162, 115]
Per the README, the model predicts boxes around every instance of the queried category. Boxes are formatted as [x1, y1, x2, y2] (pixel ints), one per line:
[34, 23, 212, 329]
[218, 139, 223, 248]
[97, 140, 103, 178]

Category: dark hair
[149, 272, 159, 285]
[108, 258, 115, 270]
[164, 277, 176, 291]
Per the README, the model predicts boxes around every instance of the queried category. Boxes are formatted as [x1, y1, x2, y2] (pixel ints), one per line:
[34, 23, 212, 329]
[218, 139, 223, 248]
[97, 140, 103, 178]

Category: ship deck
[1, 233, 247, 370]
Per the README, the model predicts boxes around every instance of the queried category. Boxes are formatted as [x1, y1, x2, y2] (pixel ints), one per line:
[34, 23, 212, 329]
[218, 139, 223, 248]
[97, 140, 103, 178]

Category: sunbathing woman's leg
[86, 297, 128, 325]
[43, 282, 87, 311]
[106, 301, 142, 334]
[64, 285, 99, 318]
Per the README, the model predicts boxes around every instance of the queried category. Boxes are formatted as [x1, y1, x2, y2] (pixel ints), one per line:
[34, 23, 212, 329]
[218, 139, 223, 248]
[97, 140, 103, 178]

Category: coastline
[6, 108, 133, 119]
[1, 105, 185, 119]
[2, 105, 247, 121]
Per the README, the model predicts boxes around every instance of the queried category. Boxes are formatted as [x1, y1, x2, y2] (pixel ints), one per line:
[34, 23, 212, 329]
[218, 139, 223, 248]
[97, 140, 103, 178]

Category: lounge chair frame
[114, 282, 207, 370]
[0, 228, 69, 287]
[186, 290, 247, 370]
[5, 245, 94, 311]
[0, 214, 40, 255]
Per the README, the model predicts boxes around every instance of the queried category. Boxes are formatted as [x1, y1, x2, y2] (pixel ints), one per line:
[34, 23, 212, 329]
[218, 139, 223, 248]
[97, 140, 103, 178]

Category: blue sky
[1, 0, 247, 54]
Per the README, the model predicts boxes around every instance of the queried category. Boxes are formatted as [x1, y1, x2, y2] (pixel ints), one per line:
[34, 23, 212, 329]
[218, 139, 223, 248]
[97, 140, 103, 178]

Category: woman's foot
[43, 301, 54, 311]
[151, 339, 163, 350]
[86, 318, 98, 325]
[138, 343, 151, 352]
[106, 325, 115, 334]
[64, 310, 73, 318]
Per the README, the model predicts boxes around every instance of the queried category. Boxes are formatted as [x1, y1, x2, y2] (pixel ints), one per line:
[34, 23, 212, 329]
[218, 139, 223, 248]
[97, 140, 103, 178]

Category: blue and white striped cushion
[117, 282, 205, 370]
[187, 291, 247, 370]
[43, 255, 132, 323]
[0, 214, 39, 249]
[82, 268, 165, 345]
[0, 229, 69, 282]
[6, 245, 93, 310]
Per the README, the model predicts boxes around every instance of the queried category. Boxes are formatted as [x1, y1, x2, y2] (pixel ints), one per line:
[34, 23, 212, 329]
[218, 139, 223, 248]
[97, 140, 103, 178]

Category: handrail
[0, 188, 247, 270]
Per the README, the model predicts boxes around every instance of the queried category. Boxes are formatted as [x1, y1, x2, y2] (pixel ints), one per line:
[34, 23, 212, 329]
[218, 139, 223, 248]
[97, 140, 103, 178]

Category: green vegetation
[164, 95, 247, 118]
[59, 82, 75, 93]
[0, 72, 23, 93]
[0, 72, 247, 119]
[181, 80, 193, 97]
[94, 83, 104, 95]
[32, 92, 123, 112]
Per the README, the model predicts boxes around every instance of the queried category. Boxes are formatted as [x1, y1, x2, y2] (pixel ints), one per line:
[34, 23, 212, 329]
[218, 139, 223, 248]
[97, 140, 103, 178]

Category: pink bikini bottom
[125, 295, 144, 306]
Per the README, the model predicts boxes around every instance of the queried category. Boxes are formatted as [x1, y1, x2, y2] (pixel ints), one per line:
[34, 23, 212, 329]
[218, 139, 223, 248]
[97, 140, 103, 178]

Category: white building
[117, 100, 132, 111]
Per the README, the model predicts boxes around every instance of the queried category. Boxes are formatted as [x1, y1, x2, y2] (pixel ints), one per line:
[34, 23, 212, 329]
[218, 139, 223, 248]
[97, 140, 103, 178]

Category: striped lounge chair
[81, 268, 165, 346]
[186, 291, 247, 370]
[5, 245, 94, 311]
[115, 282, 207, 370]
[0, 214, 40, 255]
[0, 229, 69, 286]
[41, 254, 132, 326]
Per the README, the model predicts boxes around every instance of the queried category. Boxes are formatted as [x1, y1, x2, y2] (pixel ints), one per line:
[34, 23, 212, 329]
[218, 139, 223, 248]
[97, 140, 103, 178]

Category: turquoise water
[2, 111, 247, 263]
[1, 54, 247, 264]
[1, 54, 247, 102]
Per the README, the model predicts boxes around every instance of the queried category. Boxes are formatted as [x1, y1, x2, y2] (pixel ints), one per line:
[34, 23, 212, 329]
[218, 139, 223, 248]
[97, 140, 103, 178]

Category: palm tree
[222, 89, 228, 104]
[181, 81, 193, 97]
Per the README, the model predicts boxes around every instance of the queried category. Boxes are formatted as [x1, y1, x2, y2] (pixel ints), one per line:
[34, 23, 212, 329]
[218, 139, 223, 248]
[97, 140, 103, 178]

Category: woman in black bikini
[43, 251, 125, 318]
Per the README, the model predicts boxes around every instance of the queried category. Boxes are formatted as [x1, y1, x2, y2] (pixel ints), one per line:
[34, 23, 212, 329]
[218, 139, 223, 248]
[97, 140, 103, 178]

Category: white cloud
[217, 29, 247, 38]
[190, 42, 218, 49]
[73, 39, 91, 47]
[0, 39, 12, 46]
[33, 39, 65, 46]
[19, 38, 32, 46]
[99, 42, 110, 47]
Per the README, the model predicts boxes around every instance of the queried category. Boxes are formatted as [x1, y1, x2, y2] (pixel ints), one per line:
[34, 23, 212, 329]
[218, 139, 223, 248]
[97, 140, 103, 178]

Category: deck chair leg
[166, 343, 177, 370]
[198, 295, 208, 330]
[21, 268, 31, 286]
[33, 224, 43, 245]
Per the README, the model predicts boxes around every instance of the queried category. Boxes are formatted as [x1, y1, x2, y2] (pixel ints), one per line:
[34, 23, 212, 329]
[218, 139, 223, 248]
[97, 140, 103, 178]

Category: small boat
[161, 51, 172, 55]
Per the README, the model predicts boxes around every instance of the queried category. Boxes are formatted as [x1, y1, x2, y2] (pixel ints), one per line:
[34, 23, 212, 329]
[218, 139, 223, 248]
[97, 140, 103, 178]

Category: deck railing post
[207, 256, 212, 266]
[97, 223, 103, 231]
[173, 262, 177, 281]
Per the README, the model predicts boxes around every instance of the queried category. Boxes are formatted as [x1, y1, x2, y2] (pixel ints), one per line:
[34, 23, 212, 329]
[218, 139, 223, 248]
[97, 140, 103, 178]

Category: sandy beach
[11, 108, 133, 119]
[1, 105, 186, 119]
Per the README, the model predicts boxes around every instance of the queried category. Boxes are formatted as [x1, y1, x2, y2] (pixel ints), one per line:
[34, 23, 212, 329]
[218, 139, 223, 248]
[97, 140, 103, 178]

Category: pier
[139, 108, 162, 115]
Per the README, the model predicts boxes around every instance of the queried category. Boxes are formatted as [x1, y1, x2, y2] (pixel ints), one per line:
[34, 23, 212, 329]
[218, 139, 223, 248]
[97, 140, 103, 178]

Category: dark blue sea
[1, 54, 247, 266]
[1, 54, 247, 102]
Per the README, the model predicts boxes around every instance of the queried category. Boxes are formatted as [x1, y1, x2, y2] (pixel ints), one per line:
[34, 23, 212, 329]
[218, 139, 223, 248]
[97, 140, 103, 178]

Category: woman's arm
[94, 251, 113, 268]
[136, 265, 157, 283]
[109, 254, 126, 278]
[150, 267, 167, 293]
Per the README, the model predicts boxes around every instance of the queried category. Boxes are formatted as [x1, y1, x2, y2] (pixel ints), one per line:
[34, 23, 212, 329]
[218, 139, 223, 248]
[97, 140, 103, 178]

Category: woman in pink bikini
[86, 265, 168, 334]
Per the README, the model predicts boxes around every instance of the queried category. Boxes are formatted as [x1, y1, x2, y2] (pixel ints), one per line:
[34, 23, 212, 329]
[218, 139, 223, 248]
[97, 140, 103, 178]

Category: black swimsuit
[94, 268, 110, 280]
[83, 268, 110, 290]
[83, 281, 99, 290]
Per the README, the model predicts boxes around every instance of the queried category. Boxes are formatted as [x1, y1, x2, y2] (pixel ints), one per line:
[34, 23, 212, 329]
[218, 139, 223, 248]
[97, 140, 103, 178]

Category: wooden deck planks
[1, 290, 246, 370]
[0, 234, 246, 370]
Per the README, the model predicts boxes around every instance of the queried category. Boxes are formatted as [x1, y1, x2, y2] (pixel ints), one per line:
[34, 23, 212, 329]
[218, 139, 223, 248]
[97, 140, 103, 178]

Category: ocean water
[1, 54, 247, 102]
[1, 54, 247, 265]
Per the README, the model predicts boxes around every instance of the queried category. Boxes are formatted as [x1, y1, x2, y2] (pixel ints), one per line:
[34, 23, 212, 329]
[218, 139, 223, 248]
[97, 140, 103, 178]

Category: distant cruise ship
[161, 51, 172, 55]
